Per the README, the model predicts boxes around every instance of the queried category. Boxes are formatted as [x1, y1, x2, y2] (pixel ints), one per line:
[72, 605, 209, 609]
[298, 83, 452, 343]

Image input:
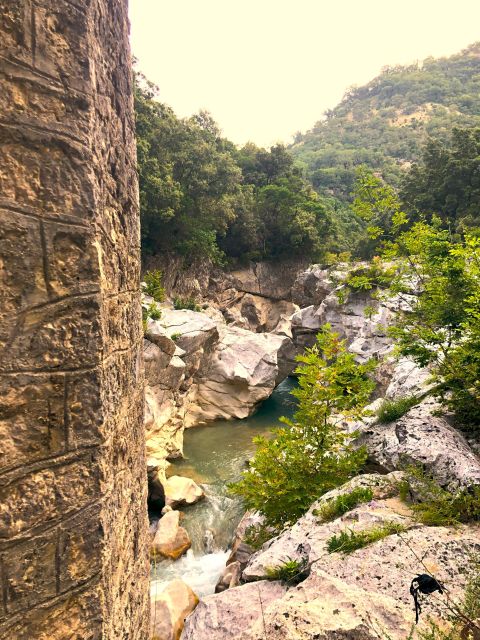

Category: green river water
[151, 377, 297, 597]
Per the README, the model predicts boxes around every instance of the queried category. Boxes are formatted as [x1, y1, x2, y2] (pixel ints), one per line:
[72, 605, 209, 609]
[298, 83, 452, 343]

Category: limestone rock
[243, 473, 410, 581]
[291, 265, 337, 307]
[165, 476, 205, 508]
[151, 511, 191, 560]
[358, 398, 480, 490]
[229, 260, 305, 300]
[151, 579, 198, 640]
[190, 326, 292, 423]
[240, 570, 416, 640]
[384, 357, 433, 400]
[160, 309, 219, 355]
[146, 324, 177, 362]
[181, 580, 287, 640]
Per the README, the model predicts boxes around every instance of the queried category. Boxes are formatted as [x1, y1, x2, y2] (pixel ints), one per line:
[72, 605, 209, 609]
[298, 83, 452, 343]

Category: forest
[136, 43, 480, 263]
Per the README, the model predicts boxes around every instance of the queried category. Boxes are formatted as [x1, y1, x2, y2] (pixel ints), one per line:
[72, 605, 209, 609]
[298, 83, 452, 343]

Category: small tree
[229, 325, 376, 529]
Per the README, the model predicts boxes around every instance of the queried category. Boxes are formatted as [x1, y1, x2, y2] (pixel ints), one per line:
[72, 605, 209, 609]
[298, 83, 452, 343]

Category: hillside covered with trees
[291, 42, 480, 201]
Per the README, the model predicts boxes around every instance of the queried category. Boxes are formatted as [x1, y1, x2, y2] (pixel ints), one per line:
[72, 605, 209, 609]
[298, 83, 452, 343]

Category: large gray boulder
[189, 326, 294, 423]
[159, 309, 219, 355]
[358, 398, 480, 491]
[181, 580, 287, 640]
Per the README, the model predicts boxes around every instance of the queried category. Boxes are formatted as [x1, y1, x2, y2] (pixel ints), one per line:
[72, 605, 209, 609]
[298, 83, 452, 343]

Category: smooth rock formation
[151, 579, 199, 640]
[165, 475, 205, 508]
[0, 2, 149, 638]
[152, 511, 191, 560]
[181, 580, 288, 640]
[358, 398, 480, 490]
[190, 325, 293, 423]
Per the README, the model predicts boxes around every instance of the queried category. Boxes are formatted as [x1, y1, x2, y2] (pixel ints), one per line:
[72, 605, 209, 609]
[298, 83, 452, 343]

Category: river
[150, 377, 297, 598]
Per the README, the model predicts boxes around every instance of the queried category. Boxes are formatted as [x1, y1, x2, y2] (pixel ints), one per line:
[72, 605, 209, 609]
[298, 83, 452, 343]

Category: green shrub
[313, 487, 374, 522]
[143, 270, 165, 303]
[243, 524, 277, 551]
[229, 325, 376, 528]
[376, 395, 420, 424]
[265, 557, 307, 584]
[170, 332, 181, 342]
[327, 522, 406, 554]
[400, 466, 480, 526]
[173, 296, 201, 312]
[142, 302, 161, 333]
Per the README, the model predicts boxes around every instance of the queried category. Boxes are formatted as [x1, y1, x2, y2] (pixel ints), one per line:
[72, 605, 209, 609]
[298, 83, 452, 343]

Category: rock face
[143, 306, 295, 462]
[184, 473, 480, 640]
[181, 580, 288, 640]
[151, 579, 199, 640]
[0, 3, 149, 639]
[358, 398, 480, 490]
[191, 325, 294, 423]
[152, 511, 191, 560]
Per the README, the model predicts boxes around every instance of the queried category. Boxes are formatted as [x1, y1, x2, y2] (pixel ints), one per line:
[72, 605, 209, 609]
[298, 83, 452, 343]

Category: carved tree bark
[0, 1, 149, 637]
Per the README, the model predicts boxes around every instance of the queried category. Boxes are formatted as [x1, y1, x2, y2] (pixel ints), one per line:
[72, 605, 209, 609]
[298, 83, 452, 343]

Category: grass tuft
[376, 395, 420, 424]
[313, 487, 374, 522]
[327, 521, 406, 554]
[265, 557, 308, 584]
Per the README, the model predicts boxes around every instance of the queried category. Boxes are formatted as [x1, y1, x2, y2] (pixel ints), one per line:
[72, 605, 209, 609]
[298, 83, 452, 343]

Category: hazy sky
[129, 0, 480, 147]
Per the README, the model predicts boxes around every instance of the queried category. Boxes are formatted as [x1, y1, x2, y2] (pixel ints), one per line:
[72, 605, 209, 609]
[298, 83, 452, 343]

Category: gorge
[1, 3, 480, 640]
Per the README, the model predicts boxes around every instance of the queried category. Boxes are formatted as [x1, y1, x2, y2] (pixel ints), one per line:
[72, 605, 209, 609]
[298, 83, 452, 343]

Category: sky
[129, 0, 480, 148]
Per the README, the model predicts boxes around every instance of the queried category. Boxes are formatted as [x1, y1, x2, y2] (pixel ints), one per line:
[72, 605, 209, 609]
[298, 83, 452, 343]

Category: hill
[291, 42, 480, 201]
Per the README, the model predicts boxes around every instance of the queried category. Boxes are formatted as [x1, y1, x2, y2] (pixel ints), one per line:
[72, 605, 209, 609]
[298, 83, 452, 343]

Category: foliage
[143, 270, 165, 303]
[243, 523, 277, 551]
[352, 167, 480, 427]
[313, 487, 374, 522]
[291, 43, 480, 206]
[327, 522, 406, 554]
[265, 557, 308, 584]
[399, 466, 480, 527]
[376, 395, 420, 424]
[170, 333, 181, 341]
[142, 302, 161, 333]
[173, 296, 202, 312]
[135, 72, 337, 263]
[229, 325, 376, 529]
[401, 127, 480, 235]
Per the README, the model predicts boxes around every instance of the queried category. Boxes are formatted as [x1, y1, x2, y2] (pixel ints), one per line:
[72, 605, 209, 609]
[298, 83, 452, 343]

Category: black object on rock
[410, 574, 444, 624]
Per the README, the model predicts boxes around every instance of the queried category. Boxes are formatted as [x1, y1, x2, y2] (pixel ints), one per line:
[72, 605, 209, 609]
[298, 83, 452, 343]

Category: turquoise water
[151, 377, 297, 596]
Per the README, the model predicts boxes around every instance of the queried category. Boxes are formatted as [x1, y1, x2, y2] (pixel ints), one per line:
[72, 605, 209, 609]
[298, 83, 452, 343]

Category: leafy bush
[376, 395, 420, 424]
[353, 167, 480, 429]
[313, 487, 374, 522]
[243, 524, 276, 551]
[400, 466, 480, 526]
[142, 302, 161, 333]
[265, 557, 308, 584]
[143, 270, 165, 303]
[229, 325, 376, 529]
[173, 296, 202, 312]
[327, 522, 406, 554]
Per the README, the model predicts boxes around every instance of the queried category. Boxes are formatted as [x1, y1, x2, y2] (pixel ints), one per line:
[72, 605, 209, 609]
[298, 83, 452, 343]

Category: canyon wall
[0, 1, 149, 638]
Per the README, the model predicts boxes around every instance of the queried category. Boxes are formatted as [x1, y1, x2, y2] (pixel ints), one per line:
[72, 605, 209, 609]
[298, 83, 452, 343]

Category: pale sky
[129, 0, 480, 147]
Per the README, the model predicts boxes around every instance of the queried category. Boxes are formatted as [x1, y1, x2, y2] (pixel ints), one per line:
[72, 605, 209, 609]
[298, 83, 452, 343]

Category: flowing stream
[151, 377, 297, 598]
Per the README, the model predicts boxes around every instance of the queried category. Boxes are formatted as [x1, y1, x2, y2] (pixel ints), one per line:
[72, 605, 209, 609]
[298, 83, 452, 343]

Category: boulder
[160, 309, 219, 355]
[239, 570, 417, 640]
[146, 323, 177, 361]
[144, 338, 175, 379]
[358, 398, 480, 491]
[151, 579, 199, 640]
[384, 357, 433, 400]
[151, 510, 191, 560]
[165, 475, 205, 508]
[291, 265, 337, 307]
[189, 326, 293, 423]
[181, 580, 287, 640]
